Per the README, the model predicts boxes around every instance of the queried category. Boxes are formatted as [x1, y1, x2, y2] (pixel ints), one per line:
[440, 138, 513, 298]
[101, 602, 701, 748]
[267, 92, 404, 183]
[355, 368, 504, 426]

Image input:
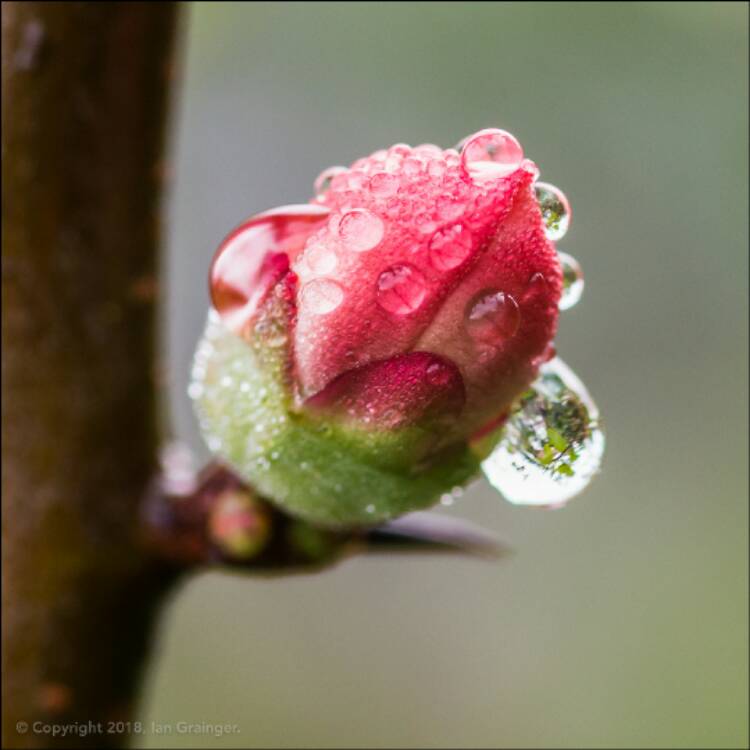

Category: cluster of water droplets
[190, 310, 289, 477]
[481, 357, 605, 508]
[305, 130, 583, 331]
[532, 180, 582, 310]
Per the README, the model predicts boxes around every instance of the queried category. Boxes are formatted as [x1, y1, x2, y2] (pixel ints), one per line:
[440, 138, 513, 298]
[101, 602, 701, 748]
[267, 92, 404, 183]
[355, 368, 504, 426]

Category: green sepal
[192, 312, 480, 528]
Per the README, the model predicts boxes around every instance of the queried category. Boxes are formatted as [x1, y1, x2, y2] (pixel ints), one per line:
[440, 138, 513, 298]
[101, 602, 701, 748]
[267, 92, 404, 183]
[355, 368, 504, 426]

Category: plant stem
[2, 3, 179, 747]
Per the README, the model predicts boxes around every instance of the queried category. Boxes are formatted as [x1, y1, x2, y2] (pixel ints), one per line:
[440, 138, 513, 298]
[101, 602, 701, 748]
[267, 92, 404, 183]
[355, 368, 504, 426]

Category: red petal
[304, 351, 465, 433]
[293, 167, 529, 398]
[210, 205, 329, 335]
[416, 178, 561, 435]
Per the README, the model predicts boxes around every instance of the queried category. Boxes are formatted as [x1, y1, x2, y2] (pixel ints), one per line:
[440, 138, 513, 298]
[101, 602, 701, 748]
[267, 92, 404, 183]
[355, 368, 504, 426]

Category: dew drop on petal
[301, 279, 344, 314]
[535, 181, 571, 241]
[305, 243, 337, 274]
[460, 128, 524, 182]
[436, 195, 467, 222]
[465, 289, 520, 343]
[376, 263, 427, 315]
[427, 159, 447, 178]
[369, 171, 399, 197]
[558, 251, 584, 310]
[522, 272, 548, 303]
[314, 166, 348, 199]
[481, 357, 605, 508]
[429, 223, 473, 271]
[338, 209, 384, 252]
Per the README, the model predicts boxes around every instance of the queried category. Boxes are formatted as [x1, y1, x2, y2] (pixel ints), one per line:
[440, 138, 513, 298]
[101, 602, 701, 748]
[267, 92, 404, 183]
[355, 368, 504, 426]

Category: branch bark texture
[2, 3, 179, 747]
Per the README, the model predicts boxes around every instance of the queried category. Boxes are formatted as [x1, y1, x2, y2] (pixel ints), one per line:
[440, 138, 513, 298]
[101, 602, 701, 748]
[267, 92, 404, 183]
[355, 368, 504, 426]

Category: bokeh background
[138, 3, 748, 748]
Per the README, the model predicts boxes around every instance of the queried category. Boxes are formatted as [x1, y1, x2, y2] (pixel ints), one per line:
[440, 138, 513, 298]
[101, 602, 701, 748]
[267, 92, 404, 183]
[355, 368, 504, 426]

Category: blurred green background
[139, 3, 748, 747]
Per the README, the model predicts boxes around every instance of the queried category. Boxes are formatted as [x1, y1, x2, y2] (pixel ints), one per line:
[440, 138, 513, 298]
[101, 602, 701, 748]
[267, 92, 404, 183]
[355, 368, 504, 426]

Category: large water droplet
[209, 205, 329, 335]
[460, 128, 524, 182]
[428, 223, 473, 271]
[558, 251, 584, 310]
[465, 289, 520, 343]
[301, 279, 344, 314]
[338, 209, 384, 252]
[481, 357, 604, 508]
[376, 263, 427, 315]
[535, 182, 571, 241]
[314, 166, 347, 199]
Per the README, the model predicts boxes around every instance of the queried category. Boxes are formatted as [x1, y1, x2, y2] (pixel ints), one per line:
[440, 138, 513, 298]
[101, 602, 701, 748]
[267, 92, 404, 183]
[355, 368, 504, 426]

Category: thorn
[364, 512, 509, 559]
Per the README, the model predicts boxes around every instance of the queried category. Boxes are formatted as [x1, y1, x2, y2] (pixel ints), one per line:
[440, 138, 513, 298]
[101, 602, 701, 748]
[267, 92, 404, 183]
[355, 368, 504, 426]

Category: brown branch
[2, 3, 180, 747]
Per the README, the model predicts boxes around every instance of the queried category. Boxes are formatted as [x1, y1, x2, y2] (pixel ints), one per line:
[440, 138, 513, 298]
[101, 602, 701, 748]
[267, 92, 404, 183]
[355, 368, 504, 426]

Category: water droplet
[314, 166, 347, 199]
[365, 504, 376, 514]
[403, 157, 423, 176]
[388, 143, 411, 157]
[305, 243, 337, 274]
[188, 382, 203, 400]
[558, 251, 584, 310]
[460, 128, 523, 182]
[428, 223, 473, 271]
[209, 205, 329, 335]
[440, 493, 454, 506]
[338, 209, 384, 252]
[376, 264, 427, 315]
[301, 279, 344, 314]
[369, 171, 399, 197]
[535, 182, 571, 241]
[220, 375, 233, 388]
[436, 195, 467, 222]
[481, 357, 604, 508]
[427, 159, 447, 178]
[521, 272, 548, 307]
[465, 289, 520, 343]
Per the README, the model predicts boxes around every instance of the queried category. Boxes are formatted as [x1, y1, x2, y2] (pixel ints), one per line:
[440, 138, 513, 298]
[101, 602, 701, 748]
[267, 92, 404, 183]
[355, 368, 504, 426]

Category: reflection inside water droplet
[557, 251, 584, 310]
[481, 357, 604, 507]
[535, 182, 571, 241]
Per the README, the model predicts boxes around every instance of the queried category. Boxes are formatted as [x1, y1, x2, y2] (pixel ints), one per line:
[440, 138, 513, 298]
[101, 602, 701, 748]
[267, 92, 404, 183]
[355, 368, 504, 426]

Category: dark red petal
[304, 351, 465, 432]
[209, 204, 329, 335]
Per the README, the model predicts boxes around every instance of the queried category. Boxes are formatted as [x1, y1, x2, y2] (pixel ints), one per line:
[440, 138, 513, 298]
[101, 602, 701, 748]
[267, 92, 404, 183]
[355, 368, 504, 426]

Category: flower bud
[192, 132, 564, 527]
